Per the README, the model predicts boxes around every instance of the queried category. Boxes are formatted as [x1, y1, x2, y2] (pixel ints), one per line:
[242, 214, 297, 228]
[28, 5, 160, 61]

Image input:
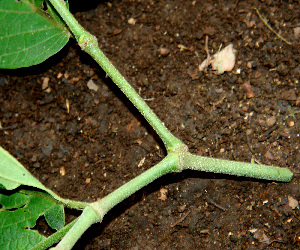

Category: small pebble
[158, 47, 170, 56]
[266, 116, 276, 127]
[87, 79, 99, 92]
[242, 82, 254, 98]
[42, 77, 49, 90]
[281, 89, 297, 101]
[44, 87, 51, 93]
[128, 17, 136, 25]
[33, 162, 40, 168]
[286, 118, 294, 127]
[264, 151, 274, 160]
[215, 88, 223, 94]
[42, 145, 53, 156]
[246, 129, 252, 135]
[31, 154, 38, 162]
[277, 63, 288, 76]
[64, 72, 69, 79]
[288, 195, 299, 209]
[67, 122, 78, 135]
[60, 167, 66, 176]
[178, 204, 186, 212]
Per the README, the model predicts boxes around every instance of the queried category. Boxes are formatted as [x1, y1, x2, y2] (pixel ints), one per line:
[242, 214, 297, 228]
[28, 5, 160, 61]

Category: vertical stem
[31, 218, 79, 250]
[47, 0, 182, 152]
[51, 207, 99, 250]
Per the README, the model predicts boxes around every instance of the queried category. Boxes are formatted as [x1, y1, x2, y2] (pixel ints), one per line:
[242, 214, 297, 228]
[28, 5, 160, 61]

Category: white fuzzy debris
[199, 43, 236, 74]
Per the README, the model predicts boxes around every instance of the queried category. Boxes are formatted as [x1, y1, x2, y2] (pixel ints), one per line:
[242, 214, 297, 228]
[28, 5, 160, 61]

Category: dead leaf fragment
[243, 19, 256, 28]
[250, 229, 271, 244]
[158, 187, 168, 201]
[288, 195, 299, 209]
[199, 44, 236, 74]
[87, 79, 99, 92]
[294, 27, 300, 39]
[137, 157, 145, 168]
[178, 44, 189, 51]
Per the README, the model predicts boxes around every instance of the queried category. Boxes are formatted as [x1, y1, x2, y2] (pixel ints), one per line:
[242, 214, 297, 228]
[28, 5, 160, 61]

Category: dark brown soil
[1, 0, 300, 249]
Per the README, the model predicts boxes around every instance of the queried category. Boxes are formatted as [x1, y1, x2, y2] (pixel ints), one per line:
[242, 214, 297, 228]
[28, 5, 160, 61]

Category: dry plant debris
[199, 43, 236, 74]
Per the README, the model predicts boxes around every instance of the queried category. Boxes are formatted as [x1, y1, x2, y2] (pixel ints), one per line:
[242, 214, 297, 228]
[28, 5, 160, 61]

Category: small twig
[170, 210, 191, 227]
[143, 97, 155, 101]
[246, 132, 256, 155]
[206, 196, 226, 211]
[253, 7, 292, 45]
[254, 158, 262, 165]
[204, 35, 210, 71]
[258, 124, 279, 142]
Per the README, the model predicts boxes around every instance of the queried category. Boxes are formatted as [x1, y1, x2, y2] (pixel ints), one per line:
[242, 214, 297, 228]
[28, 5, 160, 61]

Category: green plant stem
[85, 46, 183, 152]
[51, 206, 99, 250]
[31, 218, 79, 250]
[47, 0, 85, 41]
[182, 152, 293, 182]
[97, 152, 179, 212]
[53, 153, 179, 249]
[47, 0, 182, 152]
[48, 148, 293, 249]
[48, 190, 87, 209]
[47, 0, 293, 182]
[19, 189, 87, 209]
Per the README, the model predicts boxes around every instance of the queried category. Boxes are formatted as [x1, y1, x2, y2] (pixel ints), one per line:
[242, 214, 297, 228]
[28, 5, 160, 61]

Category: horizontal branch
[181, 152, 293, 182]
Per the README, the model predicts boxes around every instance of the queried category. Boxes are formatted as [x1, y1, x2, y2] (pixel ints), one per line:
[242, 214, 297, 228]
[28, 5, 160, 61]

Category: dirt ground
[1, 0, 300, 249]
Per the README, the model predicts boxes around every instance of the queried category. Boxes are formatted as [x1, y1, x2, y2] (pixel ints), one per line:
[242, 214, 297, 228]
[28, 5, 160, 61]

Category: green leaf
[0, 146, 66, 203]
[0, 0, 71, 69]
[0, 146, 88, 210]
[45, 203, 65, 230]
[0, 192, 29, 210]
[0, 146, 53, 192]
[0, 190, 65, 250]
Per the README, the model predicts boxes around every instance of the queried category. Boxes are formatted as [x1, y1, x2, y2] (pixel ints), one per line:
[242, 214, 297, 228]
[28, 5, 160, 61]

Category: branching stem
[47, 0, 182, 152]
[43, 1, 293, 249]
